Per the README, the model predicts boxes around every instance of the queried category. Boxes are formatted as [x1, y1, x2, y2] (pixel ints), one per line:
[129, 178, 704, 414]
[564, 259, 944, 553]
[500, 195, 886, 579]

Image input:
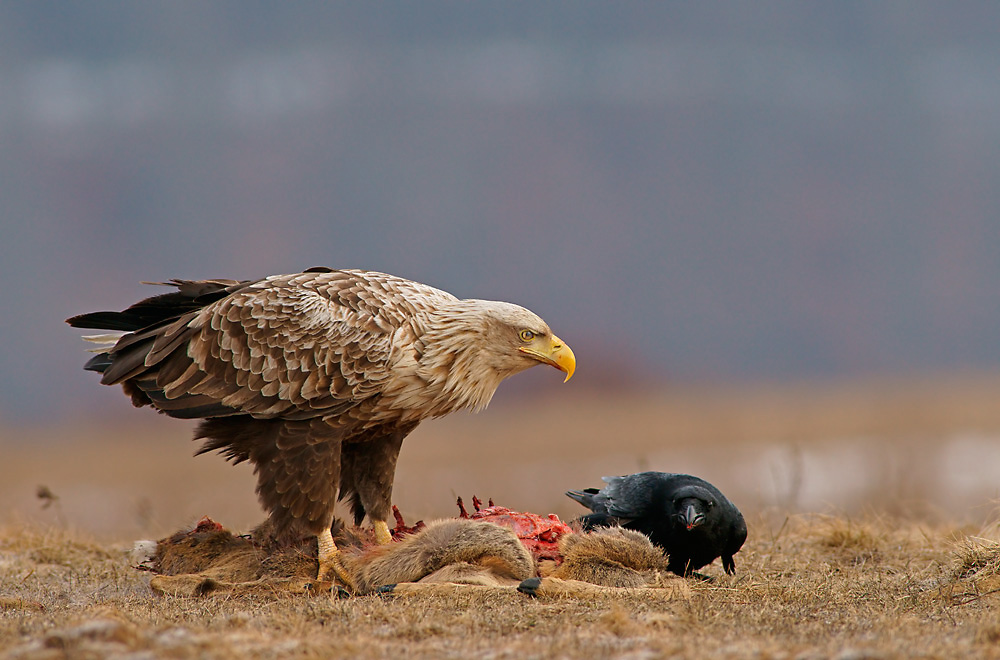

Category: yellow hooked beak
[518, 333, 576, 382]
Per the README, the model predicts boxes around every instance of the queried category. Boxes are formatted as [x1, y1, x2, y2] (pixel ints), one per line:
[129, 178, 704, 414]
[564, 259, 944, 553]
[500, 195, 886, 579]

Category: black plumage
[566, 472, 747, 576]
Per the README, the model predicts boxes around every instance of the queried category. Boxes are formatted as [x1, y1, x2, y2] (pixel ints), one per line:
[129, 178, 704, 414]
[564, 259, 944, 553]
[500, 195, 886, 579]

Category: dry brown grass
[3, 514, 1000, 659]
[4, 377, 1000, 658]
[954, 537, 1000, 580]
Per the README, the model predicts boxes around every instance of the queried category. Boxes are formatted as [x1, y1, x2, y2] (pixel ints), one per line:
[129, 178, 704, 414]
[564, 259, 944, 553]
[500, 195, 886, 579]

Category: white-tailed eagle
[67, 268, 575, 587]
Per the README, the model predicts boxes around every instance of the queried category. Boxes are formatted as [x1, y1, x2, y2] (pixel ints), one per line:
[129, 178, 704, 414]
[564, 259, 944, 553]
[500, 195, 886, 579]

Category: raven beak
[684, 504, 705, 530]
[519, 333, 576, 382]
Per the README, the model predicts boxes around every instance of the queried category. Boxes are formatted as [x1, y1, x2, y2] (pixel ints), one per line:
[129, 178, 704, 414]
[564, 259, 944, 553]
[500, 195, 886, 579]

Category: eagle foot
[373, 519, 393, 545]
[317, 551, 358, 594]
[316, 529, 359, 594]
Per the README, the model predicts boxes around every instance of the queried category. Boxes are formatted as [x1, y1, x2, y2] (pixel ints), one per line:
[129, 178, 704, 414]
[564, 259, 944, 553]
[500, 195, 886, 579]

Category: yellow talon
[373, 519, 393, 545]
[316, 528, 356, 593]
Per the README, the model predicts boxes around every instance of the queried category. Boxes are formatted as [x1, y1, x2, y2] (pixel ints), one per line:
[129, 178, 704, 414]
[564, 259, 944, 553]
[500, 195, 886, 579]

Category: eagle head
[419, 299, 576, 413]
[477, 300, 576, 382]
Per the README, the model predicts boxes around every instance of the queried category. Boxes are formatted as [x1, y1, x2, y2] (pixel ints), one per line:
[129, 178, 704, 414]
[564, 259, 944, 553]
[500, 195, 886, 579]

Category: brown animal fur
[544, 526, 676, 588]
[513, 576, 690, 600]
[154, 525, 265, 581]
[148, 518, 533, 596]
[346, 519, 534, 593]
[146, 517, 688, 601]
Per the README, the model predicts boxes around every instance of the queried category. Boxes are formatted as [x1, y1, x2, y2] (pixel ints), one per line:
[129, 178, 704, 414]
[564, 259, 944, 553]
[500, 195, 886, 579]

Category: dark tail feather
[66, 278, 250, 332]
[83, 353, 113, 373]
[67, 311, 144, 331]
[69, 278, 256, 382]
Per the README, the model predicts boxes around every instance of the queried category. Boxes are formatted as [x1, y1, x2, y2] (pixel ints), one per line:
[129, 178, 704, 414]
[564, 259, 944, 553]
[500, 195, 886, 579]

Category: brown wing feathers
[70, 274, 402, 421]
[67, 270, 458, 538]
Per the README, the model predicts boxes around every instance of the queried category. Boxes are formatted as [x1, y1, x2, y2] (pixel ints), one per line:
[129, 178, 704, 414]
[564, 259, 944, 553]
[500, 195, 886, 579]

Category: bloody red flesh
[453, 496, 571, 563]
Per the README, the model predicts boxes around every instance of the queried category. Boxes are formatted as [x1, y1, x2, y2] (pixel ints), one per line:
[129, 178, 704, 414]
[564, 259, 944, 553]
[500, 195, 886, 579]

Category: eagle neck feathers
[404, 300, 513, 416]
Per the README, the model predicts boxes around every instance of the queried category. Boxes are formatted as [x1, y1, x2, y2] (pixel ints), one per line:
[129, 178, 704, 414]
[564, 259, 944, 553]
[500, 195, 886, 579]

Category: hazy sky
[3, 3, 1000, 423]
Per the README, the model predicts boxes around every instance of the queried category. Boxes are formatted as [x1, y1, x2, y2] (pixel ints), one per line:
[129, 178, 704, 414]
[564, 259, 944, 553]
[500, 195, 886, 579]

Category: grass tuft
[953, 537, 1000, 580]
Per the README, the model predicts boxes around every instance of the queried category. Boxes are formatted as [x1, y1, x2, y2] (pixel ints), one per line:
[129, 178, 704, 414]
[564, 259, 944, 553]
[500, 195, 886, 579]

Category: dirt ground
[3, 376, 1000, 658]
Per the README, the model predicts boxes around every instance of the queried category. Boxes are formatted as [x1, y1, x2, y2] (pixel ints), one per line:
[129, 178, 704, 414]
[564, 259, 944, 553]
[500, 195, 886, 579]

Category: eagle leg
[340, 426, 412, 546]
[317, 527, 357, 592]
[373, 519, 392, 545]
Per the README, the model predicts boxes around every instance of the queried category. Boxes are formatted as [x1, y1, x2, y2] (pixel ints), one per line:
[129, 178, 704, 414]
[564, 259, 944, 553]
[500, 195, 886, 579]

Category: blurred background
[2, 2, 1000, 537]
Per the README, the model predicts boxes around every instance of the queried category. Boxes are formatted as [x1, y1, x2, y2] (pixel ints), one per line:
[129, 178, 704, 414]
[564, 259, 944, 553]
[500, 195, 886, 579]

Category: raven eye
[708, 501, 715, 507]
[519, 329, 535, 342]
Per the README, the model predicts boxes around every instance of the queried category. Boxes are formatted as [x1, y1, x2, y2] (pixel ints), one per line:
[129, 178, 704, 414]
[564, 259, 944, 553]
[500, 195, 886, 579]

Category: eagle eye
[519, 329, 536, 342]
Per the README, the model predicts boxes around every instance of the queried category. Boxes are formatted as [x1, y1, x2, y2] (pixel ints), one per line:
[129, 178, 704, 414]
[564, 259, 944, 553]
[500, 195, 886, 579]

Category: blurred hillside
[3, 3, 1000, 423]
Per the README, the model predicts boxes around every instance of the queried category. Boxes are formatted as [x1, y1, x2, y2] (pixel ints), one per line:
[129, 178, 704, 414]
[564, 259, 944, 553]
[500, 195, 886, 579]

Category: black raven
[566, 472, 747, 576]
